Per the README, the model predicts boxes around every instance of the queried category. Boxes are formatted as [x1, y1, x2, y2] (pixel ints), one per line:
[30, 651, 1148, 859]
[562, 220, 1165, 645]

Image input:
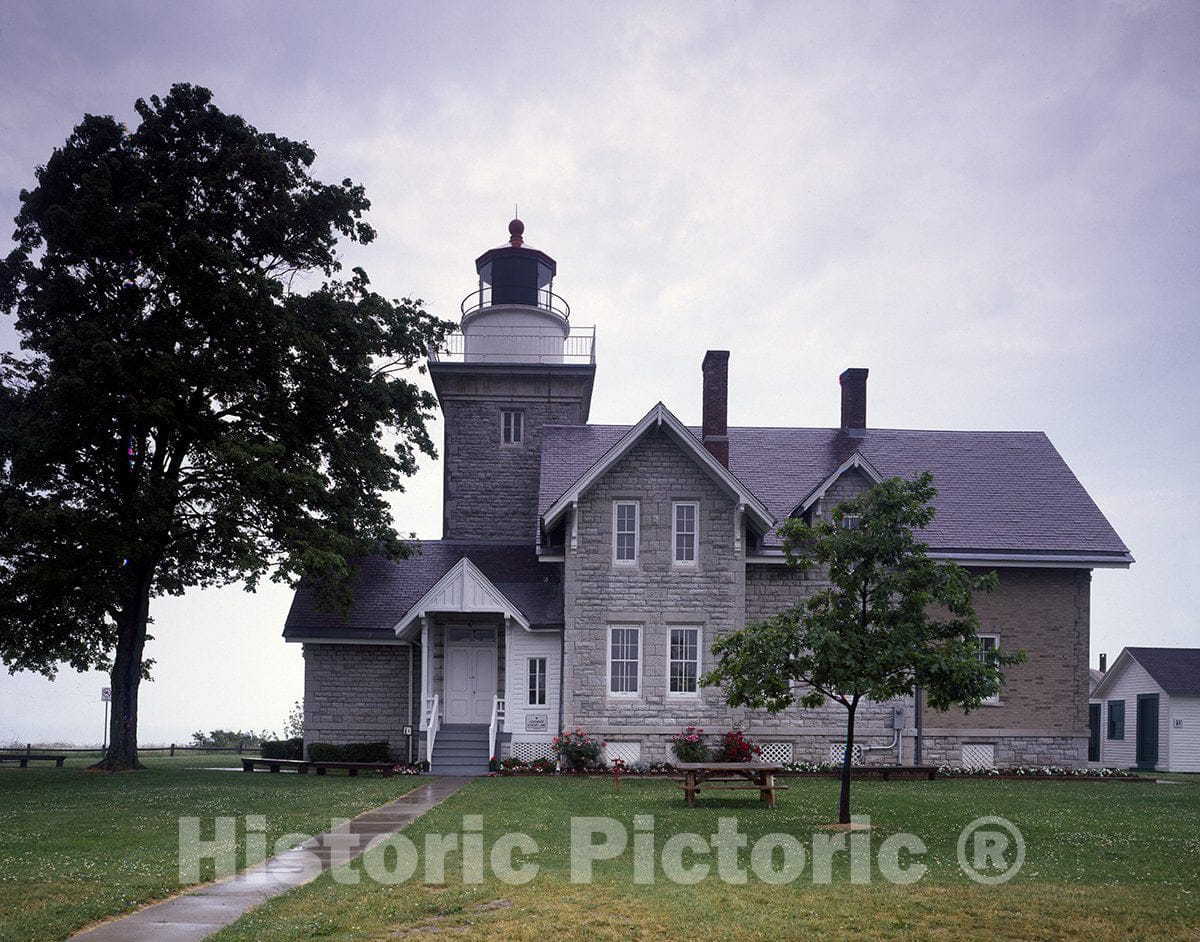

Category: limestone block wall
[562, 426, 746, 739]
[303, 643, 415, 760]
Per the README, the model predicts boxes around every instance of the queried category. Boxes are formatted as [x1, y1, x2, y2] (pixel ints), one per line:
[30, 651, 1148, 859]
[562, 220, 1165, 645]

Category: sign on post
[101, 687, 111, 702]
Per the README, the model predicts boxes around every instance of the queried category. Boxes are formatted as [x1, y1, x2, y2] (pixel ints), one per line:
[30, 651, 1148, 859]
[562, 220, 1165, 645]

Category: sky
[0, 1, 1196, 746]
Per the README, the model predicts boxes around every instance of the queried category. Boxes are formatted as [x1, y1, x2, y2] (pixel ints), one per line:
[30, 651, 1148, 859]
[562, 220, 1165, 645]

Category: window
[1107, 700, 1125, 740]
[501, 410, 523, 445]
[840, 514, 862, 530]
[673, 502, 698, 565]
[527, 657, 547, 706]
[613, 501, 639, 564]
[668, 626, 700, 695]
[977, 634, 1000, 703]
[608, 625, 641, 696]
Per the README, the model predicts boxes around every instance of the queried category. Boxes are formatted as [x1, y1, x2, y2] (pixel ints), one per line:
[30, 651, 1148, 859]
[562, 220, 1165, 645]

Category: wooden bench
[0, 754, 66, 768]
[241, 757, 397, 777]
[312, 761, 396, 777]
[676, 762, 787, 809]
[241, 757, 310, 774]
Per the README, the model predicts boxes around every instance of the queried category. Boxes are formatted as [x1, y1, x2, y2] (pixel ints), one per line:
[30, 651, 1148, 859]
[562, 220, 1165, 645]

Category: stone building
[283, 221, 1132, 774]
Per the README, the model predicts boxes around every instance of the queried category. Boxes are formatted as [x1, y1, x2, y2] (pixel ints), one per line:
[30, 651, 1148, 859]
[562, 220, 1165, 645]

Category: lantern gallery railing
[460, 285, 570, 320]
[429, 327, 596, 365]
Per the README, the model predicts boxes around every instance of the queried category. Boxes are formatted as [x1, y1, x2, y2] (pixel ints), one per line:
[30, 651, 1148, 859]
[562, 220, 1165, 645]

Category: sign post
[101, 687, 111, 752]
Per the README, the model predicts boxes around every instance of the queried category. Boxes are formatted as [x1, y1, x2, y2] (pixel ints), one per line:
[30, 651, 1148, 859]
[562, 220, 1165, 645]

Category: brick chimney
[1100, 653, 1107, 673]
[701, 350, 730, 467]
[839, 368, 869, 432]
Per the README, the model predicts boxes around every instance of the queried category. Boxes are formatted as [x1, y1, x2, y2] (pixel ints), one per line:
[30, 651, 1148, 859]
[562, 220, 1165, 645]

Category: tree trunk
[838, 702, 857, 824]
[90, 564, 154, 771]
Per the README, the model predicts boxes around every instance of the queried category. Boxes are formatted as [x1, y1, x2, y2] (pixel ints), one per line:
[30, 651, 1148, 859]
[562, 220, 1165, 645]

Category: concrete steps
[431, 723, 490, 776]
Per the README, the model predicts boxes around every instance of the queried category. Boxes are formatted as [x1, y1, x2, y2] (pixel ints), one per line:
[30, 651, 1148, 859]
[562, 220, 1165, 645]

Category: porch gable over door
[393, 557, 531, 639]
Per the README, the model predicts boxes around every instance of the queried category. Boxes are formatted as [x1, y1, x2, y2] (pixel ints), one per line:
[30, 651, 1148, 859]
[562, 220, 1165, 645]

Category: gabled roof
[392, 557, 529, 639]
[795, 452, 883, 515]
[540, 402, 774, 533]
[1094, 647, 1200, 698]
[539, 423, 1131, 563]
[283, 542, 563, 642]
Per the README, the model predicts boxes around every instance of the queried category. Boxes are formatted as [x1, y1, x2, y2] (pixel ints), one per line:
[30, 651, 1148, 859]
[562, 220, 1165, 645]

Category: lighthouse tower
[429, 220, 596, 541]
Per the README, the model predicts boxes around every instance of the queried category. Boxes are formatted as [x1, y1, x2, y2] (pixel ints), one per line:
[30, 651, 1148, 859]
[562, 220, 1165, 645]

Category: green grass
[210, 775, 1200, 941]
[0, 754, 427, 942]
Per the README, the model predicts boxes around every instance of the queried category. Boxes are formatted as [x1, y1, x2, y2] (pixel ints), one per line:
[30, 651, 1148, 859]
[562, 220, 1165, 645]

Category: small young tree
[282, 699, 304, 740]
[703, 472, 1024, 823]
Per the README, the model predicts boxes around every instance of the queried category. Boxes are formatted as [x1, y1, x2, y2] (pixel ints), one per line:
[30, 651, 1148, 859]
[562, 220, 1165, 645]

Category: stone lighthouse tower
[429, 220, 596, 541]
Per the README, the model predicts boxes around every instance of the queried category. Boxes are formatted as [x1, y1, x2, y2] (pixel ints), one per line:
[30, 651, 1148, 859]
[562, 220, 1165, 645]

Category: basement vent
[511, 741, 555, 763]
[759, 742, 794, 764]
[604, 742, 642, 766]
[830, 743, 863, 765]
[961, 744, 996, 769]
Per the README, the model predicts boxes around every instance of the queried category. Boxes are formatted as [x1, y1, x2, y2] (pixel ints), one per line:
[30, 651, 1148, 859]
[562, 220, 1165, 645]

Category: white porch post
[504, 617, 515, 733]
[420, 615, 431, 731]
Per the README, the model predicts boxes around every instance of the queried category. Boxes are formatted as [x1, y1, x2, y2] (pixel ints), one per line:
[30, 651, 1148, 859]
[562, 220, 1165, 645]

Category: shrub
[712, 728, 762, 763]
[306, 741, 392, 763]
[342, 741, 392, 763]
[260, 737, 303, 760]
[552, 727, 603, 769]
[306, 742, 342, 762]
[670, 726, 709, 763]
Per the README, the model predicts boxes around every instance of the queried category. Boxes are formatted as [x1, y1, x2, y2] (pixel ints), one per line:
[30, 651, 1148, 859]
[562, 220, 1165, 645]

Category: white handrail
[425, 695, 440, 768]
[488, 697, 506, 765]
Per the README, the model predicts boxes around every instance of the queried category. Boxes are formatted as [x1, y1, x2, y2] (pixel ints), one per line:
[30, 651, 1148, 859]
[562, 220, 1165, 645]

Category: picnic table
[0, 754, 67, 768]
[676, 762, 787, 809]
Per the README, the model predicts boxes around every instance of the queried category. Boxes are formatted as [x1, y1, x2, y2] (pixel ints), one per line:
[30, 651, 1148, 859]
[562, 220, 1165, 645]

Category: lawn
[209, 774, 1200, 942]
[0, 754, 427, 942]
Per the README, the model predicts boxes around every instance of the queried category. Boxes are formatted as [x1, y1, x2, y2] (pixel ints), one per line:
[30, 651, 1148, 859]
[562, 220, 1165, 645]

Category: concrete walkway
[73, 777, 472, 942]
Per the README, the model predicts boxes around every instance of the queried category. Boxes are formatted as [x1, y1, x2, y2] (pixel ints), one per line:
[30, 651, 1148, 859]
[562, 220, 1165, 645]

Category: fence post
[170, 743, 175, 757]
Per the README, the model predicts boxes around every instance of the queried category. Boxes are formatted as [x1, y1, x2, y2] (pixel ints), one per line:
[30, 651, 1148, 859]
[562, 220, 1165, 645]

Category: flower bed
[388, 762, 428, 775]
[492, 758, 677, 776]
[936, 764, 1144, 780]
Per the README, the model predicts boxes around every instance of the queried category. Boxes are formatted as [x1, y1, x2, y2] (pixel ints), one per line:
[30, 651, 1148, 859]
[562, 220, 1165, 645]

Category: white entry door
[444, 627, 498, 724]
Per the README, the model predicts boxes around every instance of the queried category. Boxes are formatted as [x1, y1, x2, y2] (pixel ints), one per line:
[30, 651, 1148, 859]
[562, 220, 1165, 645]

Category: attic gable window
[501, 409, 524, 446]
[673, 501, 698, 565]
[613, 500, 639, 564]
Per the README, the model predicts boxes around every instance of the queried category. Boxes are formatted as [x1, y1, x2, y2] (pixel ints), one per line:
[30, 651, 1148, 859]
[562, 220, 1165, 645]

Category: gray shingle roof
[1125, 648, 1200, 696]
[539, 424, 1130, 558]
[283, 542, 563, 641]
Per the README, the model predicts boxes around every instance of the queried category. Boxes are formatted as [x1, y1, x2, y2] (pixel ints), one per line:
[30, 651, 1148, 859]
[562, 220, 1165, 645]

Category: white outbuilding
[1091, 647, 1200, 772]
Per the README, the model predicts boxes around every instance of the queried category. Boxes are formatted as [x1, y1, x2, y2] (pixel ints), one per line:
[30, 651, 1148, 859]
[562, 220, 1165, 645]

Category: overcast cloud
[1, 1, 1196, 745]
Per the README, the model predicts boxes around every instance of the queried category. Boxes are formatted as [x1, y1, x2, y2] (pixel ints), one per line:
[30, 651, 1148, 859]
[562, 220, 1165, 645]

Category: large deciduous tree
[0, 84, 451, 770]
[703, 472, 1024, 823]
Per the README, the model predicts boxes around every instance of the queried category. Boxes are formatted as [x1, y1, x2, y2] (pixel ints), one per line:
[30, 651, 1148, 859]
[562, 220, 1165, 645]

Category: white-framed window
[977, 634, 1001, 704]
[672, 501, 699, 565]
[501, 409, 524, 445]
[608, 625, 641, 696]
[527, 657, 547, 706]
[668, 626, 701, 695]
[613, 501, 639, 564]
